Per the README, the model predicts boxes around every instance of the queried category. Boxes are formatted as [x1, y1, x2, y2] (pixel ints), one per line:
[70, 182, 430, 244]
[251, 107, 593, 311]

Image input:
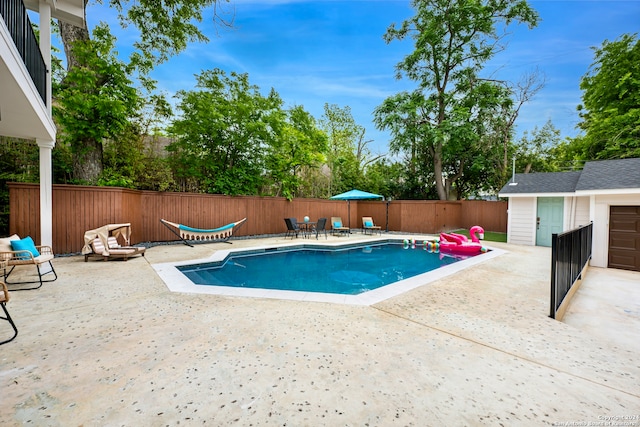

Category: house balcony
[0, 0, 84, 141]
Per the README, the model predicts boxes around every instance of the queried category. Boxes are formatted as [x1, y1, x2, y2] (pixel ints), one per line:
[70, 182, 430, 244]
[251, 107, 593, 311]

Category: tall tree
[167, 69, 283, 195]
[56, 0, 232, 182]
[265, 106, 328, 200]
[320, 104, 376, 195]
[572, 33, 640, 160]
[375, 0, 539, 200]
[53, 24, 140, 183]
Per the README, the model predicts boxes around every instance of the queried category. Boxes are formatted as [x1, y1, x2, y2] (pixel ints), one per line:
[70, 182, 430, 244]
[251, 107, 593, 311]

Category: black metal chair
[312, 218, 328, 239]
[284, 218, 301, 239]
[0, 261, 18, 345]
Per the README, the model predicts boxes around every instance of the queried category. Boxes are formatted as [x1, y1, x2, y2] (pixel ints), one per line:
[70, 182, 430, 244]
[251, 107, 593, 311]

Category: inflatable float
[439, 226, 485, 255]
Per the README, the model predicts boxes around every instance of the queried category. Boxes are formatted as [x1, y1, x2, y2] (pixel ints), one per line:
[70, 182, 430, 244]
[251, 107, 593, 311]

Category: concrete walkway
[0, 236, 638, 426]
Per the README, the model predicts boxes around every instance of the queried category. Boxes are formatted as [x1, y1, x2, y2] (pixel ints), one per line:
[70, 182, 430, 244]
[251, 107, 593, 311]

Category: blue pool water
[177, 242, 473, 295]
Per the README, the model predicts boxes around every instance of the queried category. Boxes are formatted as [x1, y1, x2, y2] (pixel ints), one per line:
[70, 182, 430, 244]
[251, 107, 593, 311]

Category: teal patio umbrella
[330, 189, 384, 229]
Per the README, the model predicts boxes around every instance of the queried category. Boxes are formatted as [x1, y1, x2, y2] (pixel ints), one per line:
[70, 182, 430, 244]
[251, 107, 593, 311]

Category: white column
[37, 139, 55, 247]
[37, 1, 54, 247]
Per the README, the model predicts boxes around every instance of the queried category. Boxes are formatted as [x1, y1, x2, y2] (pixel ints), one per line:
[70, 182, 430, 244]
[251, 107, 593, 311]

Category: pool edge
[151, 238, 507, 306]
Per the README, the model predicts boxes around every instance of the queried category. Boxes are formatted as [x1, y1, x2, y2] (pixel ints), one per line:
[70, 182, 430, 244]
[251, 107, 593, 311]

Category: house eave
[498, 192, 576, 198]
[0, 21, 56, 140]
[23, 0, 86, 28]
[575, 188, 640, 196]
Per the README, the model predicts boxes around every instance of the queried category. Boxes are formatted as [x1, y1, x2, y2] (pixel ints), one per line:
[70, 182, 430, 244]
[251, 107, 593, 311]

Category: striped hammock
[160, 218, 247, 246]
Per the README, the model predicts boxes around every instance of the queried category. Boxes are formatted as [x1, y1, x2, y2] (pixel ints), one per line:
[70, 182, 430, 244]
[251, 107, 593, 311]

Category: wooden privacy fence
[8, 183, 507, 254]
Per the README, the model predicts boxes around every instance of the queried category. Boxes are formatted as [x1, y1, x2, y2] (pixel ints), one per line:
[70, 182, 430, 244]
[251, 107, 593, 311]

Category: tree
[572, 33, 640, 160]
[375, 0, 539, 200]
[167, 69, 283, 195]
[53, 24, 141, 183]
[515, 120, 562, 173]
[264, 106, 328, 200]
[56, 0, 232, 182]
[320, 104, 378, 196]
[361, 159, 406, 200]
[489, 69, 545, 180]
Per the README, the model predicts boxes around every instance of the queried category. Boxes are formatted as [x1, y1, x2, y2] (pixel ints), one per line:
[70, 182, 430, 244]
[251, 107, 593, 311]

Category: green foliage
[168, 69, 283, 195]
[320, 104, 368, 196]
[53, 23, 142, 183]
[135, 155, 176, 191]
[110, 0, 231, 69]
[515, 121, 562, 173]
[571, 33, 640, 160]
[265, 106, 328, 200]
[361, 160, 406, 200]
[376, 0, 539, 200]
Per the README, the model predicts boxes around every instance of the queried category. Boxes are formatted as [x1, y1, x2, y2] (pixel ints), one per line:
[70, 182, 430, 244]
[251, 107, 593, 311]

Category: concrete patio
[1, 235, 638, 426]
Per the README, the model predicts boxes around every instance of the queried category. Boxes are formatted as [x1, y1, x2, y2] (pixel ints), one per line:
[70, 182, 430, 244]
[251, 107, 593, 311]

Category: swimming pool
[153, 238, 504, 305]
[178, 242, 465, 295]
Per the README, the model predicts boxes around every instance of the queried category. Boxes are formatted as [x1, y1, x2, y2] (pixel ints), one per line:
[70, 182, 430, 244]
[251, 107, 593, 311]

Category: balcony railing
[0, 0, 47, 105]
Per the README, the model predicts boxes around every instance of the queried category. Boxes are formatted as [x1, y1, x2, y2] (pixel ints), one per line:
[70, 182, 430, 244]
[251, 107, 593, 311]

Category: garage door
[608, 206, 640, 272]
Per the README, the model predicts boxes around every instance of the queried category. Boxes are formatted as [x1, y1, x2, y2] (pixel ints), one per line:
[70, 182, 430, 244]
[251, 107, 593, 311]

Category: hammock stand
[160, 218, 247, 247]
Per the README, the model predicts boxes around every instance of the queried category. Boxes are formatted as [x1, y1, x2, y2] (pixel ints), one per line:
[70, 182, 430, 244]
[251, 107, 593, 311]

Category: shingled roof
[576, 158, 640, 191]
[499, 158, 640, 195]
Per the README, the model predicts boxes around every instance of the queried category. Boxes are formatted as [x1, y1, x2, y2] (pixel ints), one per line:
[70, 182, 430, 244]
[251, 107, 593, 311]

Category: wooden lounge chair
[85, 236, 146, 262]
[331, 217, 350, 237]
[161, 218, 247, 247]
[0, 260, 18, 345]
[0, 234, 57, 291]
[362, 216, 382, 235]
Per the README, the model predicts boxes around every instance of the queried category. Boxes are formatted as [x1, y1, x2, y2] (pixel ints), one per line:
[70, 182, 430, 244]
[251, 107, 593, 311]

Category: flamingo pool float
[439, 226, 485, 255]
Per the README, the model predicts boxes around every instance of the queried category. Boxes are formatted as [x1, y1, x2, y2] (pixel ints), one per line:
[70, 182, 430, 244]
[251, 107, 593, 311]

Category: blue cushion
[364, 221, 373, 227]
[11, 236, 40, 259]
[333, 221, 342, 228]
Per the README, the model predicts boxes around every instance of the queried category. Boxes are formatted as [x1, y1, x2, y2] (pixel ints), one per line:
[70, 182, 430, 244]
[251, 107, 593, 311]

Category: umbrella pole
[348, 201, 351, 231]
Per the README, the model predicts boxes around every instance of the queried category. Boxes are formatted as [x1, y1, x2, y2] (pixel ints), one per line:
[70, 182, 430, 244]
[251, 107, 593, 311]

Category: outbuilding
[498, 158, 640, 272]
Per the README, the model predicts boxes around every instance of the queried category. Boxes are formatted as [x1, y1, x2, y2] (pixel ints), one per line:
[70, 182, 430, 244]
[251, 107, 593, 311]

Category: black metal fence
[0, 0, 47, 105]
[550, 222, 593, 319]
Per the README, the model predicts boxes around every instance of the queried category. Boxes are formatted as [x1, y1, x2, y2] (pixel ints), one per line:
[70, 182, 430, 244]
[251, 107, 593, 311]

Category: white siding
[507, 197, 536, 245]
[564, 196, 591, 230]
[574, 196, 590, 227]
[591, 193, 640, 268]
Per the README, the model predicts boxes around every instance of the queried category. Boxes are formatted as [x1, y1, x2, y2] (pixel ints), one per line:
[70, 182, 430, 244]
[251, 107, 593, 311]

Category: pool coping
[151, 238, 507, 305]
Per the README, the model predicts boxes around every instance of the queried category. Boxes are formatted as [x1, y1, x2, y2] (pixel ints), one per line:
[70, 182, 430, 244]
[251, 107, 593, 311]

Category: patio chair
[85, 236, 146, 262]
[0, 234, 57, 291]
[362, 216, 382, 235]
[312, 218, 328, 240]
[331, 217, 350, 237]
[0, 260, 18, 345]
[284, 218, 301, 239]
[161, 218, 247, 247]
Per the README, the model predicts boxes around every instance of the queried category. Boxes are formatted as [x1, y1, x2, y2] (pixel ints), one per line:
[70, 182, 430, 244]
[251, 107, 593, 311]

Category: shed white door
[536, 197, 564, 247]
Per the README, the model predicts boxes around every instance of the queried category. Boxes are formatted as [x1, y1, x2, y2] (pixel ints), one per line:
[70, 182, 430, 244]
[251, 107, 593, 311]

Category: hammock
[160, 218, 247, 247]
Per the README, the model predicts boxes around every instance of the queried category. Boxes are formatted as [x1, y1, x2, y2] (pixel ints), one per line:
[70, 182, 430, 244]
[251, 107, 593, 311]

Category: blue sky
[82, 0, 640, 155]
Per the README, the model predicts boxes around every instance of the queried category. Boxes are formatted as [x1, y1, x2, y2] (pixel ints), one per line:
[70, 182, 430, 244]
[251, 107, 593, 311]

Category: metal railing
[0, 0, 47, 105]
[550, 222, 593, 319]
